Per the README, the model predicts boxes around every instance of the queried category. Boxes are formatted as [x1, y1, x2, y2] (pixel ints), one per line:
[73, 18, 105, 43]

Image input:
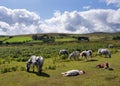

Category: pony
[68, 51, 80, 60]
[59, 49, 69, 56]
[80, 50, 92, 60]
[26, 55, 44, 74]
[108, 44, 114, 48]
[96, 62, 109, 69]
[97, 48, 111, 58]
[61, 70, 85, 76]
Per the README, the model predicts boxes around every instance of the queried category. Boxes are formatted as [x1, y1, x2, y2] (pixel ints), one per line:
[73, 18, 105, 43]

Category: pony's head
[97, 49, 102, 55]
[26, 62, 31, 71]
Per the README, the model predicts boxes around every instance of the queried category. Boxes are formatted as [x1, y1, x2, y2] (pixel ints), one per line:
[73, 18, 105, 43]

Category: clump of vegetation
[45, 65, 56, 70]
[32, 34, 55, 43]
[113, 36, 120, 40]
[0, 66, 18, 74]
[20, 67, 26, 71]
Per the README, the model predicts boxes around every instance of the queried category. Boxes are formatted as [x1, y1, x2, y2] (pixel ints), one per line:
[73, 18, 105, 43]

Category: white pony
[68, 51, 80, 60]
[97, 48, 111, 58]
[61, 70, 85, 76]
[26, 55, 44, 74]
[80, 50, 92, 60]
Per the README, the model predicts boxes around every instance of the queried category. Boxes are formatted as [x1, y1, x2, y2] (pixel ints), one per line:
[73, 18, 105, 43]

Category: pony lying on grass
[96, 62, 109, 69]
[96, 62, 113, 70]
[61, 70, 85, 76]
[26, 55, 44, 74]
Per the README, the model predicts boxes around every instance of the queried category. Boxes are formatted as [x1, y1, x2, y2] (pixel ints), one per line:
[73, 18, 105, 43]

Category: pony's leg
[89, 52, 92, 60]
[68, 56, 71, 60]
[38, 65, 43, 74]
[108, 53, 111, 58]
[83, 53, 87, 61]
[33, 65, 35, 72]
[80, 55, 83, 60]
[84, 56, 87, 61]
[89, 55, 92, 60]
[36, 66, 39, 73]
[77, 56, 80, 60]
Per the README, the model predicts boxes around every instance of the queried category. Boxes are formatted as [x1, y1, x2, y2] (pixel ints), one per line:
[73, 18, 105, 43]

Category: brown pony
[96, 62, 109, 69]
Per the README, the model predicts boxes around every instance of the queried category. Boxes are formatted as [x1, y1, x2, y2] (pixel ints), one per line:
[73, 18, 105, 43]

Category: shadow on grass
[108, 68, 114, 71]
[39, 72, 50, 77]
[56, 59, 70, 62]
[86, 59, 98, 62]
[27, 71, 50, 77]
[105, 74, 117, 81]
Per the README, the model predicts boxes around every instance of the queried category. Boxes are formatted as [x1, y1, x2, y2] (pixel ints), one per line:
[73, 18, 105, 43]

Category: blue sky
[0, 0, 117, 19]
[0, 0, 120, 35]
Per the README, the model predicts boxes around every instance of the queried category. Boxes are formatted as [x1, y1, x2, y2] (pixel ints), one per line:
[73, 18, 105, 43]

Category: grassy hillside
[0, 32, 119, 44]
[0, 32, 120, 86]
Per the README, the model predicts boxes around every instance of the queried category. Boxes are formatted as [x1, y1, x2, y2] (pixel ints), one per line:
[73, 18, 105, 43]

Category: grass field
[0, 36, 9, 41]
[3, 36, 32, 43]
[0, 33, 120, 86]
[0, 51, 120, 86]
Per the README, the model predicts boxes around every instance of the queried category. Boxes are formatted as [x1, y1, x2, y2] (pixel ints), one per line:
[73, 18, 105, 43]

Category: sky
[0, 0, 120, 35]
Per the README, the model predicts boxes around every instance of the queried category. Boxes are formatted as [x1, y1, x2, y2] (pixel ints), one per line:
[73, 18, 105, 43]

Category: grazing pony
[59, 49, 69, 56]
[80, 50, 92, 60]
[26, 55, 44, 74]
[97, 48, 111, 58]
[68, 51, 80, 60]
[108, 44, 114, 48]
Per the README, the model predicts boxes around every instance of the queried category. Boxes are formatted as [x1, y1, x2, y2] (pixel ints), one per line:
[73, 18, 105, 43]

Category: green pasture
[55, 37, 77, 42]
[0, 40, 120, 86]
[0, 33, 120, 86]
[0, 36, 9, 41]
[0, 51, 120, 86]
[3, 36, 32, 43]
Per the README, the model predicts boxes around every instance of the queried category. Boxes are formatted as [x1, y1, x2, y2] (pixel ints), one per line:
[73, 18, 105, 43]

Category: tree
[0, 41, 2, 45]
[113, 36, 120, 40]
[32, 35, 38, 40]
[77, 36, 89, 41]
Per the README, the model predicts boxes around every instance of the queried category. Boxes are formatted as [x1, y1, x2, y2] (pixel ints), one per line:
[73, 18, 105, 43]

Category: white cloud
[105, 0, 120, 7]
[0, 6, 41, 35]
[41, 9, 120, 34]
[83, 6, 91, 10]
[0, 6, 120, 35]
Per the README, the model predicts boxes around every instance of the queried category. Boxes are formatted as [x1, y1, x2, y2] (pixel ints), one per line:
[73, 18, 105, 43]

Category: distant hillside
[0, 32, 119, 45]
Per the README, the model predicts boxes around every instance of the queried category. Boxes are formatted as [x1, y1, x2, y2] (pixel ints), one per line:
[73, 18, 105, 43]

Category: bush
[11, 66, 18, 71]
[16, 57, 28, 62]
[48, 65, 56, 70]
[0, 41, 2, 45]
[113, 36, 120, 40]
[59, 55, 68, 60]
[0, 68, 10, 74]
[20, 67, 26, 71]
[45, 64, 56, 70]
[0, 66, 18, 74]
